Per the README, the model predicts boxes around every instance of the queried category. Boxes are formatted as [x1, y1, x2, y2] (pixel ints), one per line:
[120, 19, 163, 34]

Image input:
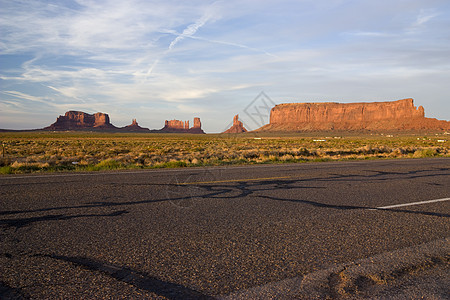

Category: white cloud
[344, 31, 395, 38]
[414, 9, 438, 26]
[1, 91, 48, 104]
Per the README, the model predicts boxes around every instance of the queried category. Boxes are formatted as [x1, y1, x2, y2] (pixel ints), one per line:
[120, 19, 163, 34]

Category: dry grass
[0, 131, 448, 174]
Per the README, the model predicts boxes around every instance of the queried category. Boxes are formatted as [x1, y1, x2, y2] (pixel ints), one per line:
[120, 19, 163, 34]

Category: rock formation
[159, 117, 205, 134]
[122, 119, 150, 132]
[164, 120, 189, 130]
[223, 114, 247, 133]
[193, 117, 202, 130]
[44, 111, 117, 130]
[257, 99, 450, 132]
[43, 111, 205, 133]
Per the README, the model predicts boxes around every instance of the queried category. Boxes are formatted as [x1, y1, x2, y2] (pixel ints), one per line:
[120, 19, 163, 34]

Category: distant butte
[43, 111, 205, 133]
[159, 117, 205, 134]
[223, 114, 247, 133]
[122, 119, 150, 132]
[44, 111, 117, 131]
[257, 98, 450, 132]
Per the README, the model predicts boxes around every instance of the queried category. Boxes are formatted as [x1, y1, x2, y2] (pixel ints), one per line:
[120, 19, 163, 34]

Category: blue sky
[1, 0, 449, 132]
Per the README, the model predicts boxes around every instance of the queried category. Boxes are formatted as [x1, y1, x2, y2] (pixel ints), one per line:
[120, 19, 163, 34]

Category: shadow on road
[0, 210, 128, 229]
[39, 254, 213, 300]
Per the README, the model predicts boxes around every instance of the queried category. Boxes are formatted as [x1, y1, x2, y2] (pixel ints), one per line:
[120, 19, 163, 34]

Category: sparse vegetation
[0, 132, 448, 174]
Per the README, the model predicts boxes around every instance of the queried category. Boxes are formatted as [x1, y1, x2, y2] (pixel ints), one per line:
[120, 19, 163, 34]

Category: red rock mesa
[258, 99, 450, 132]
[160, 117, 205, 133]
[223, 114, 247, 133]
[44, 111, 116, 130]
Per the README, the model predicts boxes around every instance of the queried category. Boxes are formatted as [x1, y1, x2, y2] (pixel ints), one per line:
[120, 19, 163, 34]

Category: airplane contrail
[146, 11, 212, 78]
[145, 0, 276, 78]
[186, 35, 278, 58]
[168, 14, 210, 51]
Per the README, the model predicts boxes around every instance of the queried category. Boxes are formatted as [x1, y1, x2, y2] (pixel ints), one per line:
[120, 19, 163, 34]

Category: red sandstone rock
[223, 114, 247, 133]
[44, 111, 116, 130]
[165, 120, 188, 130]
[122, 119, 150, 132]
[193, 117, 201, 129]
[160, 117, 205, 133]
[43, 111, 205, 133]
[257, 99, 450, 132]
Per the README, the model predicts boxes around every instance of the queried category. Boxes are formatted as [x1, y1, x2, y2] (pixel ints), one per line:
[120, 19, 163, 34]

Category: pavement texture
[0, 158, 449, 299]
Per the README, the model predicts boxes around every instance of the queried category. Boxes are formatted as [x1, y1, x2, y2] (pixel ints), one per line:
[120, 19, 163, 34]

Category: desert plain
[1, 131, 449, 174]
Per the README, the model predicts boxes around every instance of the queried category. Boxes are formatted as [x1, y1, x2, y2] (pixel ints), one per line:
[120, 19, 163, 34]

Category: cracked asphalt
[1, 158, 449, 299]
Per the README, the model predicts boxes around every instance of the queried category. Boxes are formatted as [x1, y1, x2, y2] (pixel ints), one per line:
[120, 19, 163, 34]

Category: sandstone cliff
[159, 117, 205, 134]
[258, 99, 450, 132]
[223, 114, 247, 133]
[45, 111, 117, 130]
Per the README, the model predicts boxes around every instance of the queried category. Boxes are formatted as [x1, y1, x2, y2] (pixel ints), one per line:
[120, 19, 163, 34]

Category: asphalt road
[1, 158, 449, 299]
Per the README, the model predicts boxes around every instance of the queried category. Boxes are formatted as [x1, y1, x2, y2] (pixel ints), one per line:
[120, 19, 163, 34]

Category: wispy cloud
[1, 91, 48, 104]
[414, 9, 438, 26]
[343, 31, 395, 38]
[146, 3, 217, 77]
[405, 8, 440, 35]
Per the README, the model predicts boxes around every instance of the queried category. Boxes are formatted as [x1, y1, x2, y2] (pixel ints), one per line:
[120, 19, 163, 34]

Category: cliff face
[160, 117, 205, 134]
[259, 99, 450, 132]
[223, 114, 247, 133]
[45, 111, 116, 130]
